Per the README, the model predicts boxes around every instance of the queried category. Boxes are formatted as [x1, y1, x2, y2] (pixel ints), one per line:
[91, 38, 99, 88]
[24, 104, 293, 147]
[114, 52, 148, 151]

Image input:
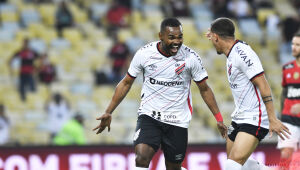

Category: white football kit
[128, 41, 208, 128]
[226, 40, 269, 129]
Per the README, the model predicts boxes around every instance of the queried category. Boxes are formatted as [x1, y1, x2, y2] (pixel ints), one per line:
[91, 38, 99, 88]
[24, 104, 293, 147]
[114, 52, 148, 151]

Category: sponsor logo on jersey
[163, 114, 179, 123]
[150, 56, 162, 60]
[149, 78, 184, 86]
[294, 72, 300, 80]
[173, 56, 185, 62]
[283, 63, 294, 69]
[287, 86, 300, 98]
[175, 63, 185, 75]
[151, 110, 161, 120]
[236, 46, 253, 67]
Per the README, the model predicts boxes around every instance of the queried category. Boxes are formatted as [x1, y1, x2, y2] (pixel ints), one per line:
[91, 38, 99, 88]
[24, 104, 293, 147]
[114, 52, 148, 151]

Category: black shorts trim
[133, 115, 187, 163]
[228, 121, 268, 142]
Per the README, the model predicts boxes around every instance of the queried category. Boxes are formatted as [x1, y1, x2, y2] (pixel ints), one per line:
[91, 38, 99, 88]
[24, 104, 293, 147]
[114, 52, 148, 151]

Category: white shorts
[277, 122, 300, 151]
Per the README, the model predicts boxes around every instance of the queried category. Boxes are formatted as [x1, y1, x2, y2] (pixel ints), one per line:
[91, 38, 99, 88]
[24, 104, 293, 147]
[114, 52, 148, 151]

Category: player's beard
[294, 52, 300, 59]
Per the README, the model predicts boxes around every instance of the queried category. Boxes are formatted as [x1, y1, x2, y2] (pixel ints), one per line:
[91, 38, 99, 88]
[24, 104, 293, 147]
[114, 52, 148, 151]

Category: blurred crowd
[0, 0, 299, 146]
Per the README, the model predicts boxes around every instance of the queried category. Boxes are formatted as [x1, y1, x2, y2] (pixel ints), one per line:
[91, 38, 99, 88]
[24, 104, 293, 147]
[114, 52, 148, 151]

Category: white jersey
[128, 41, 208, 128]
[47, 101, 70, 133]
[227, 40, 269, 129]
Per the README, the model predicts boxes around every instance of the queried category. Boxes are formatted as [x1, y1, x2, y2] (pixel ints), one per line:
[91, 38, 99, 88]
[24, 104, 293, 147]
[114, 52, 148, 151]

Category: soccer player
[277, 31, 300, 170]
[205, 17, 291, 170]
[93, 18, 227, 170]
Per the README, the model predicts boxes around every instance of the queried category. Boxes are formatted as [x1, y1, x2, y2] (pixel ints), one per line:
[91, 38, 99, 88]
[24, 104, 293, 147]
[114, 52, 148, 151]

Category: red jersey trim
[187, 92, 193, 114]
[254, 86, 262, 136]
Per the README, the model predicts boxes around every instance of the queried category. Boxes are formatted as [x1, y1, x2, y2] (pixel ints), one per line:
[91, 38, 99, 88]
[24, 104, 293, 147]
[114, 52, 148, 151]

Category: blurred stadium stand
[0, 0, 298, 146]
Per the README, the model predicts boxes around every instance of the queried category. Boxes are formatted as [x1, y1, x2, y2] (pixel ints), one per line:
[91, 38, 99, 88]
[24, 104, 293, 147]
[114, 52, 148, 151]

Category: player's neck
[158, 42, 171, 57]
[224, 39, 237, 56]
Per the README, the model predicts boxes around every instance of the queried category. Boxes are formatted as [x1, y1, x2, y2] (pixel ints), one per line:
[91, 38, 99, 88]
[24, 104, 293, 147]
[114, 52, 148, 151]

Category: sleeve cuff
[250, 71, 264, 81]
[194, 76, 208, 83]
[127, 72, 136, 79]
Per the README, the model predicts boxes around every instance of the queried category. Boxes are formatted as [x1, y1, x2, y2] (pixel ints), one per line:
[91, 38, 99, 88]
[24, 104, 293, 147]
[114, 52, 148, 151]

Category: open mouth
[170, 44, 180, 54]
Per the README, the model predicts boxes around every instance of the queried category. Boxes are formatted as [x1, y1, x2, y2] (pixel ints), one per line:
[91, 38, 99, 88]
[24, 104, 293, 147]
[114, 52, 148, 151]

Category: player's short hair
[211, 17, 235, 39]
[160, 18, 182, 33]
[294, 30, 300, 37]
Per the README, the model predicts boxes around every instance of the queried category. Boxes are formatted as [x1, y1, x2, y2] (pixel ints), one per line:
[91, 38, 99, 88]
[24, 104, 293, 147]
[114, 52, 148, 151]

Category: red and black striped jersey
[281, 60, 300, 126]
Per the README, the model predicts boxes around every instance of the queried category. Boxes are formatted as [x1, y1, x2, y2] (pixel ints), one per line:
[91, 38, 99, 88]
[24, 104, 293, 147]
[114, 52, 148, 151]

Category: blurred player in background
[94, 18, 227, 170]
[9, 38, 39, 102]
[277, 31, 300, 170]
[206, 17, 290, 170]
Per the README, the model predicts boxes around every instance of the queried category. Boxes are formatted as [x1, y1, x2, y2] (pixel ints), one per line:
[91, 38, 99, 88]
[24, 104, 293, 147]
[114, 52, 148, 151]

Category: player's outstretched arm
[251, 75, 291, 140]
[93, 74, 135, 134]
[196, 80, 227, 138]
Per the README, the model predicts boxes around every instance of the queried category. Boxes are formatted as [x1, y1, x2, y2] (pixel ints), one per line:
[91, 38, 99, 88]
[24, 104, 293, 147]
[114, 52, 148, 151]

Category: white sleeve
[128, 49, 143, 78]
[190, 54, 208, 82]
[237, 47, 264, 80]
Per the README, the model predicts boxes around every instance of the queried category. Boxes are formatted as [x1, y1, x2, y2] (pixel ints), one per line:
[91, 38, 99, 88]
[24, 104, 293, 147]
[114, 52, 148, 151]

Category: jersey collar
[226, 39, 240, 58]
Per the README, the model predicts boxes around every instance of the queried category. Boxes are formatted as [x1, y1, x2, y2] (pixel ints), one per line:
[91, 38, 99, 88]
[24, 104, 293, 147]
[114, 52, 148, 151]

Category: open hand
[269, 118, 290, 140]
[93, 113, 112, 134]
[205, 28, 212, 40]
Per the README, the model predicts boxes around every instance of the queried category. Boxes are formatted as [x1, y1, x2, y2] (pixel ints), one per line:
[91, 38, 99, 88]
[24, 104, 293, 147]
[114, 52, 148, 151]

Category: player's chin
[169, 51, 178, 56]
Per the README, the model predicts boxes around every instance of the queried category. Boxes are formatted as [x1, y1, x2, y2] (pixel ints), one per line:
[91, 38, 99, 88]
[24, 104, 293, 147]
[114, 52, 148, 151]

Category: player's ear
[159, 32, 163, 41]
[214, 33, 219, 42]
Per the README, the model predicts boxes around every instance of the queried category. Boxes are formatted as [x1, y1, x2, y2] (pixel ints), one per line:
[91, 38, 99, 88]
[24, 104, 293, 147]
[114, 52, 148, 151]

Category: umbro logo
[149, 64, 157, 71]
[175, 154, 183, 160]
